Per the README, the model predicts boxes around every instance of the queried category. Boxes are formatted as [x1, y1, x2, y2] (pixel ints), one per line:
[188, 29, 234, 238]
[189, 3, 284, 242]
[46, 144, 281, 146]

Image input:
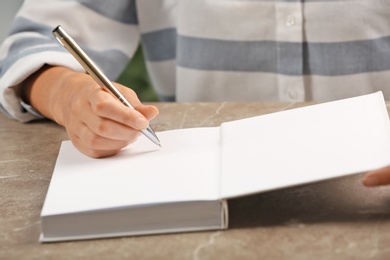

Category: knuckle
[121, 112, 134, 124]
[69, 98, 82, 115]
[90, 90, 112, 114]
[95, 119, 110, 136]
[93, 99, 111, 114]
[84, 132, 100, 148]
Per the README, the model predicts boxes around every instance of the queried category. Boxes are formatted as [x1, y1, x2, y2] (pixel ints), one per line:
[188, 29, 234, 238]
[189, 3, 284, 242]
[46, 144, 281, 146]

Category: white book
[40, 92, 390, 242]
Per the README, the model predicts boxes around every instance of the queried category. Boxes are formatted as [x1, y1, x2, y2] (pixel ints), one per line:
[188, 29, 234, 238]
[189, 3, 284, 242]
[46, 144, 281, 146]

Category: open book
[40, 92, 390, 242]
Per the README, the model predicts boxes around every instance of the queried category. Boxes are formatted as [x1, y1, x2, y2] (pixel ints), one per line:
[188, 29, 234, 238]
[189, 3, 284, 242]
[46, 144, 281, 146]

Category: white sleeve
[0, 0, 140, 122]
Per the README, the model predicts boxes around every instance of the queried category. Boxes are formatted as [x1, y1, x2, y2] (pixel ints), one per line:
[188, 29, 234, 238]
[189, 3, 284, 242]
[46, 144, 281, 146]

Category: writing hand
[23, 66, 159, 158]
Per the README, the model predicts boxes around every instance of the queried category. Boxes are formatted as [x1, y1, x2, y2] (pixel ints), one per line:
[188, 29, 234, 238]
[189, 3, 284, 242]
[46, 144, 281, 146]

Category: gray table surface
[1, 102, 390, 259]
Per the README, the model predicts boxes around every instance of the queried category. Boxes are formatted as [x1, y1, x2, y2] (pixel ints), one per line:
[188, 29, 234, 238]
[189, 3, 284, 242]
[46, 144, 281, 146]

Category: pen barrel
[53, 26, 130, 107]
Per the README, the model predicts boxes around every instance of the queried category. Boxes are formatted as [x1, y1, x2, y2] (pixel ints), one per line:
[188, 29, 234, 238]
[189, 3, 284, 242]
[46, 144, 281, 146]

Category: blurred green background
[116, 45, 159, 102]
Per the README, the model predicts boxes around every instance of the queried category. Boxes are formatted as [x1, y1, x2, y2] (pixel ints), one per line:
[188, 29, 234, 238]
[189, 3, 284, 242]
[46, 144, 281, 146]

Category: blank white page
[42, 127, 220, 216]
[220, 92, 390, 198]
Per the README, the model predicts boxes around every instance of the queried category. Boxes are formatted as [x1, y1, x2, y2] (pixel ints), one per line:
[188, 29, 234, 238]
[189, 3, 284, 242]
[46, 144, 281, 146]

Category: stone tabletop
[1, 102, 390, 259]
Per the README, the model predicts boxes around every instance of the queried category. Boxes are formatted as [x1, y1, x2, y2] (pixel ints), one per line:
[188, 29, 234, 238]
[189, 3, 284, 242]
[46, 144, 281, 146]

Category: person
[1, 0, 390, 186]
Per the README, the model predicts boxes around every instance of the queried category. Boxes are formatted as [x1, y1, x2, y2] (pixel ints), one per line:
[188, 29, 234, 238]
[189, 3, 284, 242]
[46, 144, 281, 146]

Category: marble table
[1, 102, 390, 259]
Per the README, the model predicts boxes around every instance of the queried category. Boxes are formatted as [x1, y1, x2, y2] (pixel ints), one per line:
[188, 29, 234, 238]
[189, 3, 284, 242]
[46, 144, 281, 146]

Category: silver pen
[52, 25, 161, 147]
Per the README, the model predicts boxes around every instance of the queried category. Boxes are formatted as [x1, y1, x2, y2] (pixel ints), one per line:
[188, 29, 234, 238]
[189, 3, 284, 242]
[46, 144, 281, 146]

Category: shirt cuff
[20, 101, 44, 119]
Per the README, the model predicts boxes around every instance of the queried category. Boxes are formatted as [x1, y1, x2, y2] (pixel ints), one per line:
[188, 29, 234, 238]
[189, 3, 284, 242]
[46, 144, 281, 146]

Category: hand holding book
[363, 166, 390, 186]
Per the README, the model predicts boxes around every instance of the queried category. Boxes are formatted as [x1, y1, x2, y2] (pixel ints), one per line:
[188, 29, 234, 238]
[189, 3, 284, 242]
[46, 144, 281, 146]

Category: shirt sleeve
[0, 0, 140, 122]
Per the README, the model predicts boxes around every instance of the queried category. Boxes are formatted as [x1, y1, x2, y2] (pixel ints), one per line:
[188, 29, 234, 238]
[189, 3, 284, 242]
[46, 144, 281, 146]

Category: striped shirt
[2, 0, 390, 122]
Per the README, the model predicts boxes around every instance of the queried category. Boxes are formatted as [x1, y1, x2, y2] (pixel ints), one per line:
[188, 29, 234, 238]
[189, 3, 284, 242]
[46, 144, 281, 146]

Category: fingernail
[363, 176, 380, 187]
[136, 117, 148, 130]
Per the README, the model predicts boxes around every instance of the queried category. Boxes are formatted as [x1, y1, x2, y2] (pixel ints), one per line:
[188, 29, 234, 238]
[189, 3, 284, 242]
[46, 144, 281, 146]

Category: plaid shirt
[2, 0, 390, 121]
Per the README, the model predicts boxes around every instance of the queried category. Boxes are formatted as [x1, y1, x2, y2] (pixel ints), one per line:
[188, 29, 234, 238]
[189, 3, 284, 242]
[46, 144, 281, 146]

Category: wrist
[47, 67, 79, 126]
[26, 65, 79, 126]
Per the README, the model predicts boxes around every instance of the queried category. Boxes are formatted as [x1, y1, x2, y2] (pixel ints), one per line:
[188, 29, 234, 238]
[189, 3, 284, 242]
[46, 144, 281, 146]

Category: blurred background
[117, 46, 158, 102]
[0, 0, 24, 41]
[0, 0, 157, 102]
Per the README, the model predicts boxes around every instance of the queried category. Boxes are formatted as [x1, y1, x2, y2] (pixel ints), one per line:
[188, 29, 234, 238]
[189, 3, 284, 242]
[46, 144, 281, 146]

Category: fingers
[89, 87, 158, 130]
[362, 165, 390, 187]
[68, 123, 135, 158]
[114, 83, 159, 121]
[71, 135, 126, 158]
[62, 78, 159, 158]
[137, 105, 159, 121]
[89, 90, 149, 130]
[66, 110, 141, 158]
[75, 118, 139, 150]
